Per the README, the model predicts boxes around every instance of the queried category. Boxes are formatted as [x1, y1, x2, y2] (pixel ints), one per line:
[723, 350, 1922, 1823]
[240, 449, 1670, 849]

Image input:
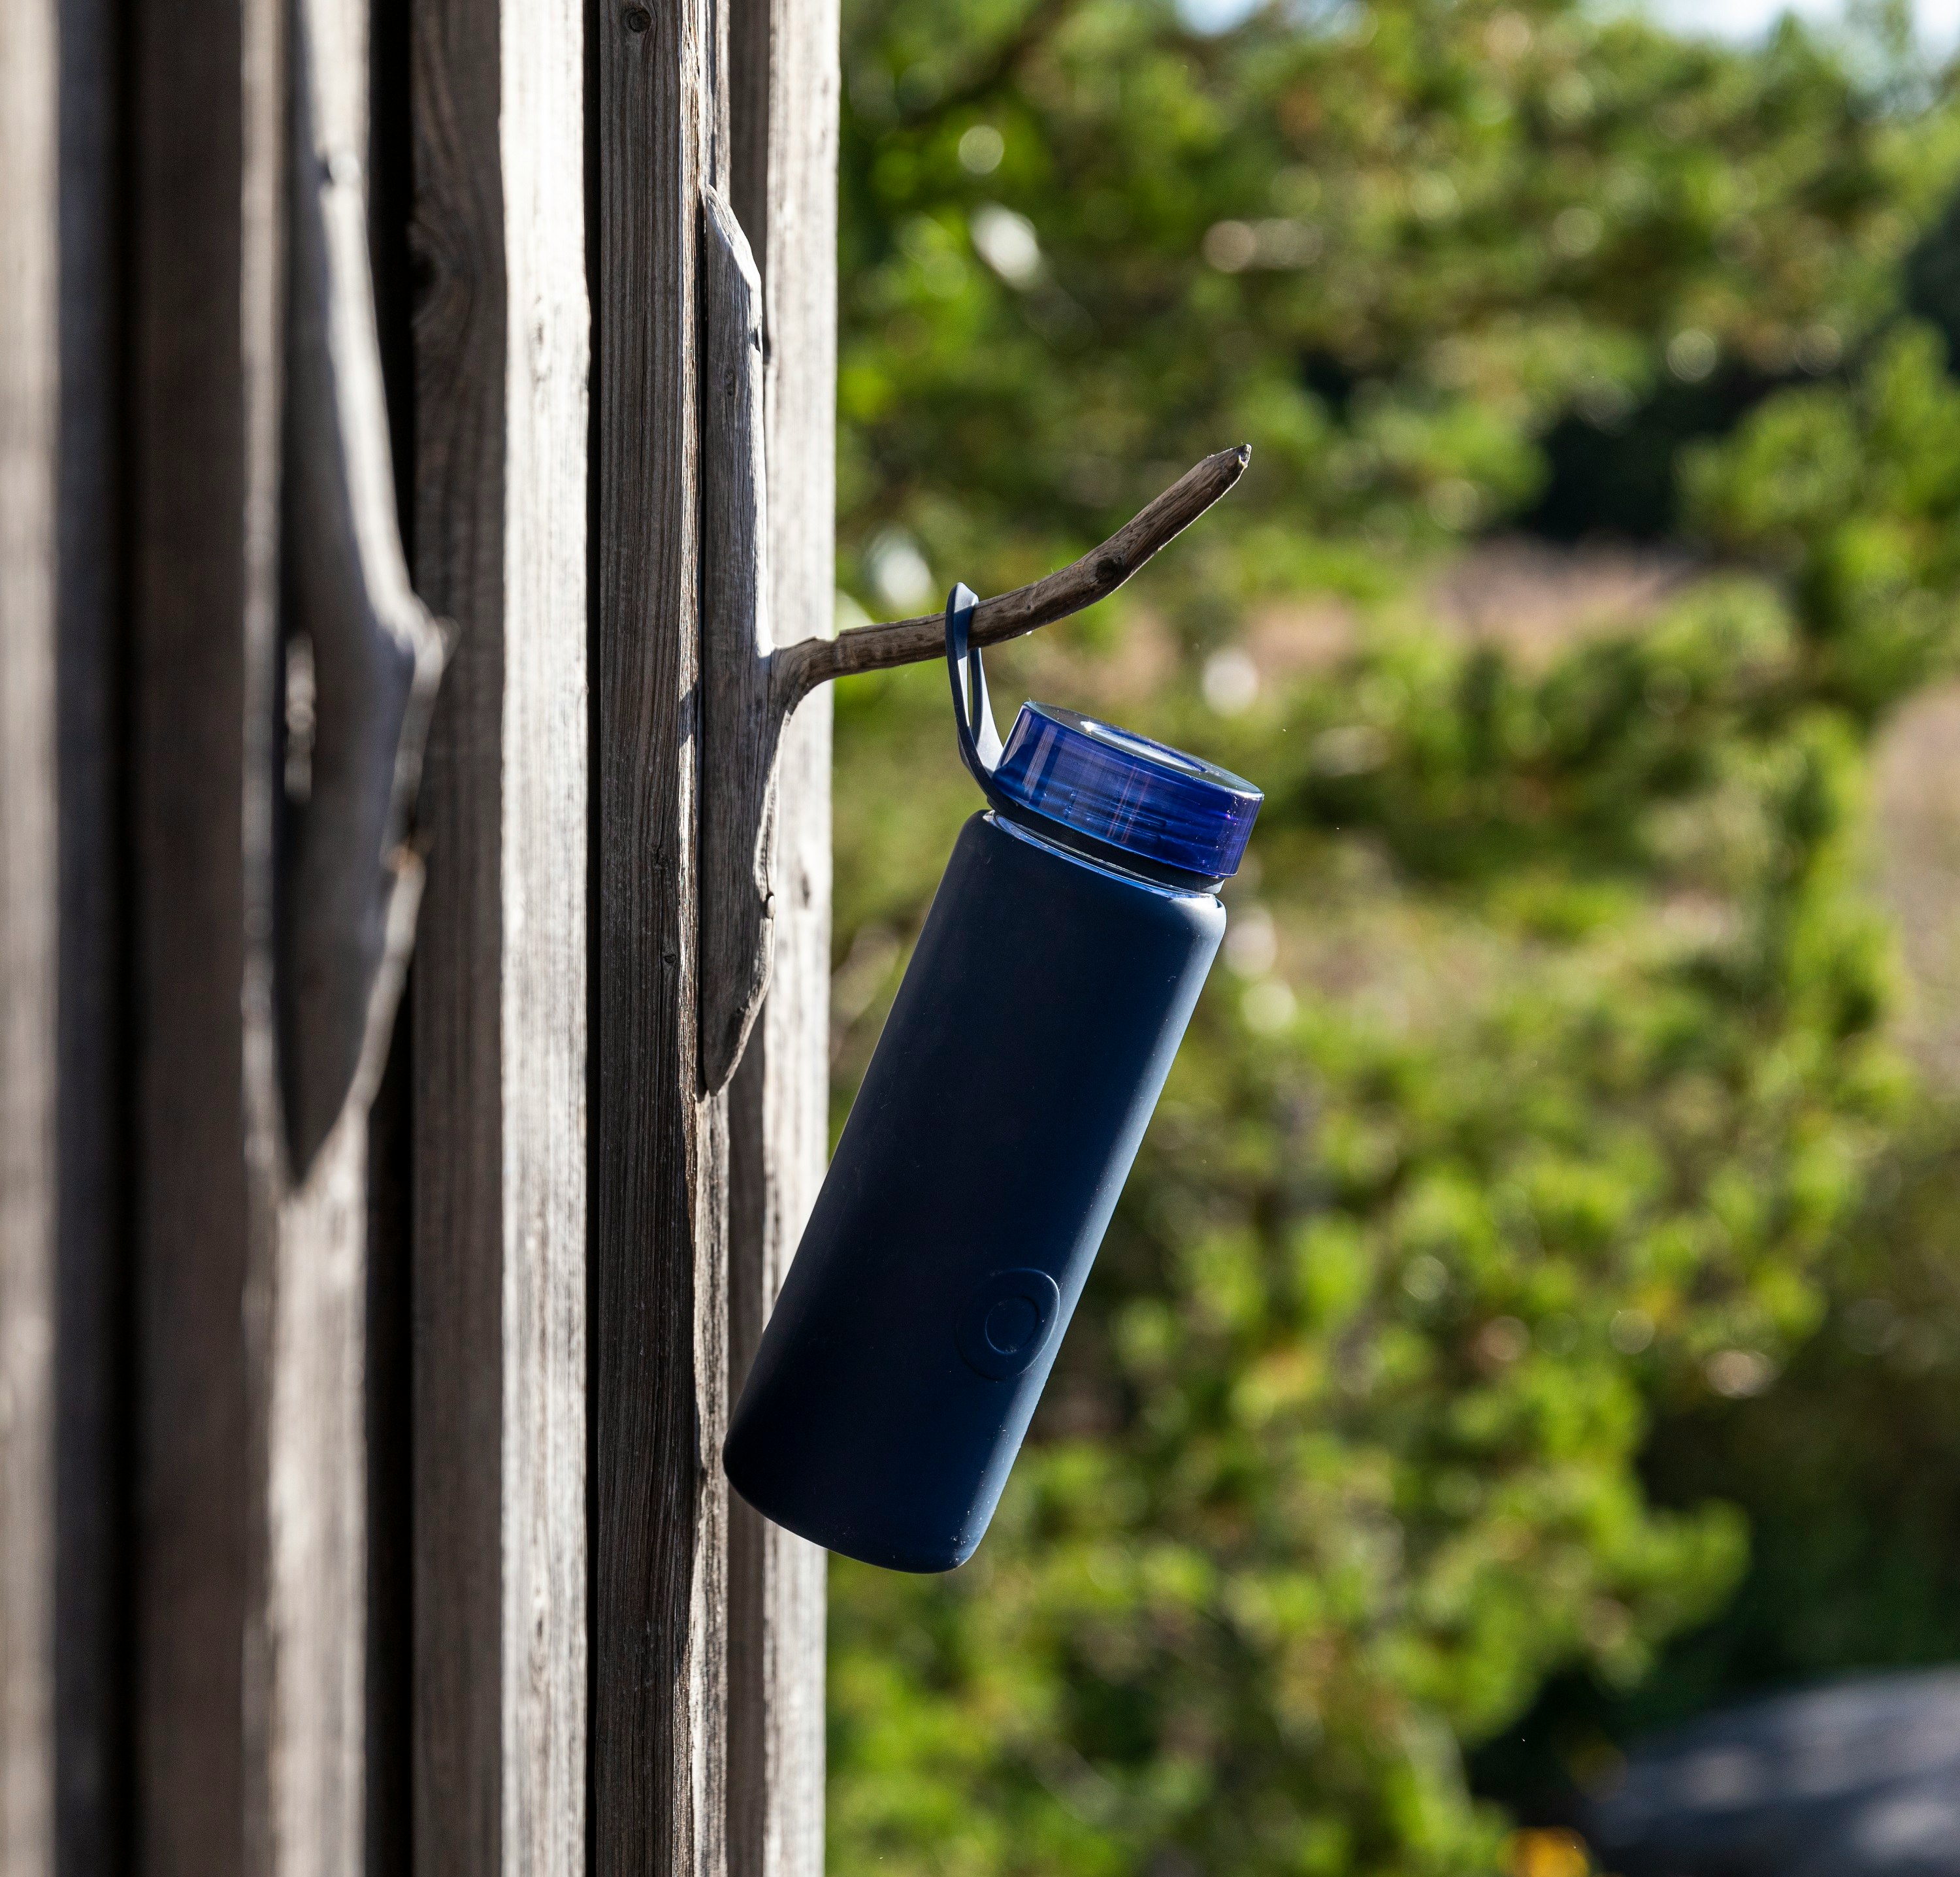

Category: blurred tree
[822, 0, 1960, 1869]
[1473, 1116, 1960, 1819]
[836, 0, 1955, 621]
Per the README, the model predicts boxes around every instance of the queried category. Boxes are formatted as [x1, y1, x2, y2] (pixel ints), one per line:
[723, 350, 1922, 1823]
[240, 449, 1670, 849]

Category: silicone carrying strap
[945, 582, 1011, 810]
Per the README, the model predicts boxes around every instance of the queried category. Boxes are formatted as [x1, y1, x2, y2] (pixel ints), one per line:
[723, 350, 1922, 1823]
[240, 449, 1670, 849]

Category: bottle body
[724, 809, 1224, 1571]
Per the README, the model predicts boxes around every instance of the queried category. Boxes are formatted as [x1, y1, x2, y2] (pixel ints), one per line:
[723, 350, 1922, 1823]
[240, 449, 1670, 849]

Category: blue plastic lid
[990, 702, 1262, 881]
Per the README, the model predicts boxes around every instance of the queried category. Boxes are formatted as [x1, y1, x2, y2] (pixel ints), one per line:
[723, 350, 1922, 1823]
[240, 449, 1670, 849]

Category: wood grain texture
[592, 0, 723, 1863]
[406, 0, 509, 1865]
[129, 0, 285, 1866]
[54, 0, 131, 1862]
[269, 1115, 374, 1877]
[725, 724, 829, 1877]
[726, 0, 838, 1857]
[0, 0, 60, 1863]
[498, 0, 590, 1865]
[362, 1025, 412, 1877]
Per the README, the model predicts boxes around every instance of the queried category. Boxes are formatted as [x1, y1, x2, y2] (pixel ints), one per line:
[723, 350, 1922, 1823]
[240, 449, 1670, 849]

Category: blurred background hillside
[818, 0, 1960, 1867]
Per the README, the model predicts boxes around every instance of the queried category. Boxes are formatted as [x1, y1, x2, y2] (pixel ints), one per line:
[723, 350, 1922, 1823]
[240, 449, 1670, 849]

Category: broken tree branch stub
[769, 442, 1251, 714]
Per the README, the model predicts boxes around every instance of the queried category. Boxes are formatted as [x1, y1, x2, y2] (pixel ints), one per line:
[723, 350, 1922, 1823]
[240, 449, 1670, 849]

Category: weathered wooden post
[589, 0, 839, 1854]
[4, 0, 843, 1867]
[405, 0, 592, 1867]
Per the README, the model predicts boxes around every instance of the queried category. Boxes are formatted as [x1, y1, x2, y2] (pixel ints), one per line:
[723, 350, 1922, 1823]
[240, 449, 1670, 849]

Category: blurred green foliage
[821, 0, 1960, 1869]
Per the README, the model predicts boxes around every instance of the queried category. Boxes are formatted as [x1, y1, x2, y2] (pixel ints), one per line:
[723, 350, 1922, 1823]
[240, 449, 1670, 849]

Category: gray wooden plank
[496, 3, 590, 1866]
[592, 0, 725, 1864]
[53, 0, 131, 1863]
[129, 0, 286, 1866]
[363, 1026, 413, 1877]
[407, 0, 510, 1863]
[0, 0, 61, 1865]
[270, 1118, 374, 1877]
[725, 691, 829, 1877]
[725, 0, 838, 1860]
[410, 0, 590, 1866]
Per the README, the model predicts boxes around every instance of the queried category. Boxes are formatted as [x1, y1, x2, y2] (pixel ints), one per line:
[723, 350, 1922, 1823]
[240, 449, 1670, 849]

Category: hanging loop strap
[945, 583, 1007, 801]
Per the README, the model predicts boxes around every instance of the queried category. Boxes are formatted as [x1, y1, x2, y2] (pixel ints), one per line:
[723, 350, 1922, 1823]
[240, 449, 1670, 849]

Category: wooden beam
[726, 0, 838, 1857]
[129, 0, 284, 1867]
[408, 0, 510, 1865]
[497, 0, 591, 1862]
[410, 0, 590, 1867]
[53, 0, 131, 1865]
[0, 0, 61, 1866]
[592, 0, 727, 1865]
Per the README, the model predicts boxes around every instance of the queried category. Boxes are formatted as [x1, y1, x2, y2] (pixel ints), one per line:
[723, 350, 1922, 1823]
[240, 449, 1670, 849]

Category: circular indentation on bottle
[956, 1269, 1062, 1381]
[985, 1296, 1039, 1355]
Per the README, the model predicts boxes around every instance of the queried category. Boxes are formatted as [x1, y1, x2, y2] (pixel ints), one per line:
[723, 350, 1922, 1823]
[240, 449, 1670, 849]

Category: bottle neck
[987, 804, 1225, 896]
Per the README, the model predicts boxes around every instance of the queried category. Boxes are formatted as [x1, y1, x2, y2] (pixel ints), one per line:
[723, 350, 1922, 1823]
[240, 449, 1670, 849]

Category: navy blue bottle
[724, 586, 1261, 1571]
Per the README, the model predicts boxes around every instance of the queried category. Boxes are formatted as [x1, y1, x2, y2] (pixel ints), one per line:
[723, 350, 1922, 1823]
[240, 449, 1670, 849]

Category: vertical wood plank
[408, 0, 592, 1860]
[408, 0, 508, 1864]
[726, 0, 838, 1863]
[499, 0, 591, 1866]
[592, 0, 725, 1865]
[412, 0, 591, 1866]
[269, 1113, 373, 1877]
[0, 0, 61, 1865]
[54, 0, 131, 1861]
[129, 0, 285, 1864]
[363, 1032, 413, 1877]
[725, 713, 829, 1877]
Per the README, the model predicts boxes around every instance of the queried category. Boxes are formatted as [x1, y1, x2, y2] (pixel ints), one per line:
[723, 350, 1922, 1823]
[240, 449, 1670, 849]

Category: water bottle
[724, 585, 1262, 1571]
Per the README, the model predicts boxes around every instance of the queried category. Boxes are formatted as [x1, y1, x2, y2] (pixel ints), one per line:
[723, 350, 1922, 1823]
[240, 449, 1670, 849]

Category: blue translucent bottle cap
[991, 702, 1262, 882]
